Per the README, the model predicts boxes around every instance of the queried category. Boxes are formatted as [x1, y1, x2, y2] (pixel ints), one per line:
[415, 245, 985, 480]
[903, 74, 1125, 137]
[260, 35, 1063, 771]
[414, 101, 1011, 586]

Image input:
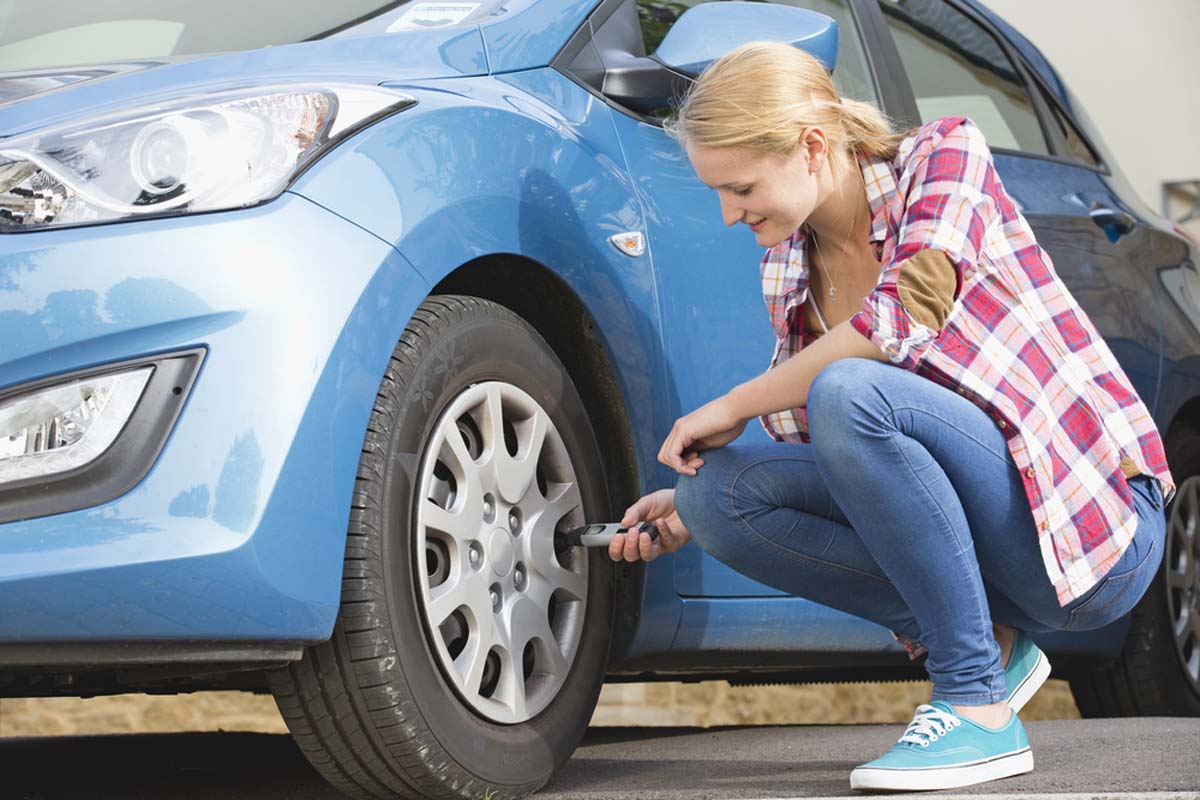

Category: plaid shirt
[759, 116, 1175, 605]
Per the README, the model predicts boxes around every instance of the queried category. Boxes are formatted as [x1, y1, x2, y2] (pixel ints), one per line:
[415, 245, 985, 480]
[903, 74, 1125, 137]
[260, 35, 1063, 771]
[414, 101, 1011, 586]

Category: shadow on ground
[4, 732, 343, 800]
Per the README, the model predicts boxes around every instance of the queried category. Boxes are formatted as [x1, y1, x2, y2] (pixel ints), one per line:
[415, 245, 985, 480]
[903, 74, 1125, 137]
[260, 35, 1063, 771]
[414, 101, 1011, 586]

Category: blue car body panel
[0, 0, 1191, 670]
[481, 0, 599, 74]
[604, 109, 784, 608]
[0, 194, 431, 640]
[0, 29, 489, 138]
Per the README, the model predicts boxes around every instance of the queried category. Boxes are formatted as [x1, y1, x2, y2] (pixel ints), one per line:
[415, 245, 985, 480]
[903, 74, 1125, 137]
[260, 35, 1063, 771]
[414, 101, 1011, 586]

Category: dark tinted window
[1035, 82, 1101, 167]
[878, 0, 1048, 154]
[637, 0, 879, 105]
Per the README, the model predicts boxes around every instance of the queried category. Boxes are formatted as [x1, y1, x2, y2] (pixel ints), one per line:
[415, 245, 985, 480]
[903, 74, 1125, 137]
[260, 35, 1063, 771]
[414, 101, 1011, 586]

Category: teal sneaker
[1004, 630, 1051, 713]
[849, 702, 1033, 792]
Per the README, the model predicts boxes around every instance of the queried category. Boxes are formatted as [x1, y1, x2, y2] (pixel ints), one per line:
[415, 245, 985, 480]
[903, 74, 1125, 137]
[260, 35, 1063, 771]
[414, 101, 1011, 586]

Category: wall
[983, 0, 1200, 237]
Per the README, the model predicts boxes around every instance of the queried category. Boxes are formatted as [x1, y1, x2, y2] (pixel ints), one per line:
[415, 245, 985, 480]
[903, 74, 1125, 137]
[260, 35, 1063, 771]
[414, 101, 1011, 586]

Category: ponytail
[839, 96, 910, 161]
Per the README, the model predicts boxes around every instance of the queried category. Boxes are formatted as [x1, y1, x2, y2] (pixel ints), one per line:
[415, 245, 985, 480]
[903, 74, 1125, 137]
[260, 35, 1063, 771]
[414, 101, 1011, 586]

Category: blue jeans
[674, 358, 1167, 705]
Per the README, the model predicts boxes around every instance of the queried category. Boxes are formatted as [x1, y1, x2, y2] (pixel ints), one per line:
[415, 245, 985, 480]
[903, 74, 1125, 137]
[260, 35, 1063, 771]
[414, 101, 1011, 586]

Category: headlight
[0, 85, 414, 231]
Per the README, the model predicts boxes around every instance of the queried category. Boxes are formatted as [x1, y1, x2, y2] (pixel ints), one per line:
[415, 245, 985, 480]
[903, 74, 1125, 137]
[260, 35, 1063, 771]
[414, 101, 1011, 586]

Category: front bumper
[0, 193, 429, 645]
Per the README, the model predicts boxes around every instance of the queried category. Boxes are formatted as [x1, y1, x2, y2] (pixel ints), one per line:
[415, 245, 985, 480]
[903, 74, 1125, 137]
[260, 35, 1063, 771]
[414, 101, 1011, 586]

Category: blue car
[2, 0, 1198, 796]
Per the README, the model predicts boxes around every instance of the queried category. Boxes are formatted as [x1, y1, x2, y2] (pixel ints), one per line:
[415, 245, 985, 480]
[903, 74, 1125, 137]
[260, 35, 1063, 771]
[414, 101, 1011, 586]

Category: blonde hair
[664, 41, 911, 181]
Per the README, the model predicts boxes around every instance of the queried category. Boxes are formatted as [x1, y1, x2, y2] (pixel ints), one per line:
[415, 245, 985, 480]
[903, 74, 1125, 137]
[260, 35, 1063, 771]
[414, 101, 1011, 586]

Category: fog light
[0, 368, 152, 484]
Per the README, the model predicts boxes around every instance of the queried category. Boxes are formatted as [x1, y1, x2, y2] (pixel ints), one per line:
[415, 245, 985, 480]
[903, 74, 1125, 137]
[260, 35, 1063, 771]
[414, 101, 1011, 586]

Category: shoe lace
[898, 704, 961, 747]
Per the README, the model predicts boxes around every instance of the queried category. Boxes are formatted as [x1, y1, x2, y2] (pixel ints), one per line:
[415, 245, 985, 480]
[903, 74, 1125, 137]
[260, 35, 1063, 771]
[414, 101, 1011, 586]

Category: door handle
[1088, 203, 1137, 236]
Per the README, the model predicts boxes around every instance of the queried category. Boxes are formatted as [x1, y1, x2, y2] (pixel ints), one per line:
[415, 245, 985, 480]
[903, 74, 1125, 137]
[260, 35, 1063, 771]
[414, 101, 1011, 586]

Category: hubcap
[414, 382, 587, 723]
[1166, 475, 1200, 693]
[488, 529, 514, 577]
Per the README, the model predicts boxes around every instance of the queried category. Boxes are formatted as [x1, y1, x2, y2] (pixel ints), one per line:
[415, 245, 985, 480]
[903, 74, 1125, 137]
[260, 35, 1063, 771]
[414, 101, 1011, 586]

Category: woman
[607, 41, 1174, 792]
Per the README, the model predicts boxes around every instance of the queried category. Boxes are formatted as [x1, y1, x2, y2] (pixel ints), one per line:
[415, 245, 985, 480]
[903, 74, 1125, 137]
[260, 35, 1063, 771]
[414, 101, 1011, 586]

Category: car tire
[1068, 423, 1200, 717]
[268, 295, 614, 799]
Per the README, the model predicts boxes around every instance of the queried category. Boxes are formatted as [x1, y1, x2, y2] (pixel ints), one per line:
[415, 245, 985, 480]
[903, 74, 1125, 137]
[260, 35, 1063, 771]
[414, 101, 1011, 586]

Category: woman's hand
[658, 394, 747, 475]
[608, 488, 691, 563]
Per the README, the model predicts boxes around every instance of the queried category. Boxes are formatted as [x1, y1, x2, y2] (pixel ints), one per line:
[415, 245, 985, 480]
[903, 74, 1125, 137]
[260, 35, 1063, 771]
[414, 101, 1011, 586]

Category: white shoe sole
[1007, 649, 1051, 713]
[849, 747, 1034, 792]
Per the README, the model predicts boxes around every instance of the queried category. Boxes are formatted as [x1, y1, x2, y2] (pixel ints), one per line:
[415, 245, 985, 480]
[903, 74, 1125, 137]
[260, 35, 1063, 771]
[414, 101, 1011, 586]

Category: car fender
[290, 69, 676, 502]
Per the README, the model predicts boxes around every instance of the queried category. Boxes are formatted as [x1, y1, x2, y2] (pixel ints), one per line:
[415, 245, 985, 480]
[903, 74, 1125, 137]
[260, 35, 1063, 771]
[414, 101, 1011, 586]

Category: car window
[877, 0, 1048, 155]
[0, 0, 499, 72]
[637, 0, 880, 105]
[1034, 81, 1101, 168]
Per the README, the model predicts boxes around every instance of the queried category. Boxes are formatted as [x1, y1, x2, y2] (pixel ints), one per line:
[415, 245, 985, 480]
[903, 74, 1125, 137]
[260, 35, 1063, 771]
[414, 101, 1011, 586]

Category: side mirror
[600, 2, 838, 115]
[657, 2, 838, 76]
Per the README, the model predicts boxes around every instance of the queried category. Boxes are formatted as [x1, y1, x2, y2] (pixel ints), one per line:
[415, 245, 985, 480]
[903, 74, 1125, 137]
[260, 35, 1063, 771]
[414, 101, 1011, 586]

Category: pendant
[828, 286, 837, 298]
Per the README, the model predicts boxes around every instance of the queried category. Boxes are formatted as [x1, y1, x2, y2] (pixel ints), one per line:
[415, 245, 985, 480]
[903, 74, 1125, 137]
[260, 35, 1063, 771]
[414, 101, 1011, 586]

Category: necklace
[808, 168, 865, 299]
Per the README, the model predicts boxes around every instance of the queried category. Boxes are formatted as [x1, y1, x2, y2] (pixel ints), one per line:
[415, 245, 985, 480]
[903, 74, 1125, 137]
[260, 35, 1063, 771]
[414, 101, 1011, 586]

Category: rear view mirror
[655, 2, 838, 76]
[597, 1, 837, 115]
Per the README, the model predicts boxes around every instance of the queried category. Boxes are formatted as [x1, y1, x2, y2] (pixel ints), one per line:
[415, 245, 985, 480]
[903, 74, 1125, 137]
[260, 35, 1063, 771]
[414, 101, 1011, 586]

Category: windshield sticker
[387, 3, 481, 30]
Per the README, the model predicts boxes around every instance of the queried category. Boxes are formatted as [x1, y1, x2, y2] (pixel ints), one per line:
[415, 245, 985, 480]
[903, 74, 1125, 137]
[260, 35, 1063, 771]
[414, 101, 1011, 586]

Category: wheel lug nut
[508, 509, 522, 535]
[490, 587, 501, 612]
[482, 495, 495, 523]
[468, 541, 483, 569]
[513, 566, 525, 590]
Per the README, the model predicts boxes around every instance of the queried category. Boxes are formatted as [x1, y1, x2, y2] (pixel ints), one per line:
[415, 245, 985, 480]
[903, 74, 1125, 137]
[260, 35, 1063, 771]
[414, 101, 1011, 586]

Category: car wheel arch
[430, 254, 652, 662]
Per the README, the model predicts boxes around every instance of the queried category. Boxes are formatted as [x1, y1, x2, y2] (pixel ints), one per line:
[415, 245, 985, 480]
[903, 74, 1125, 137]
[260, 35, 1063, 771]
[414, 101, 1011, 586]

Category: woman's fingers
[657, 431, 676, 469]
[653, 518, 673, 551]
[621, 489, 671, 526]
[658, 424, 694, 474]
[607, 531, 664, 562]
[615, 517, 684, 559]
[611, 489, 683, 561]
[607, 532, 626, 562]
[661, 435, 695, 475]
[607, 523, 667, 562]
[661, 512, 691, 549]
[620, 500, 646, 528]
[656, 521, 675, 553]
[623, 530, 640, 561]
[639, 530, 661, 560]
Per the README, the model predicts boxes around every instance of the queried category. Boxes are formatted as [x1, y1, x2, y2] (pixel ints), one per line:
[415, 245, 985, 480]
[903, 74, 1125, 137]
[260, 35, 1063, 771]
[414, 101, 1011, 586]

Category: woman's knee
[674, 446, 753, 556]
[674, 448, 731, 528]
[808, 358, 881, 424]
[807, 359, 893, 461]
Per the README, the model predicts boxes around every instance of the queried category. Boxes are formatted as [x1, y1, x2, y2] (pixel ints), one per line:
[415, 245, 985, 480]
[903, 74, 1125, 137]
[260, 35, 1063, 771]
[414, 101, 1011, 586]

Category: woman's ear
[801, 127, 828, 175]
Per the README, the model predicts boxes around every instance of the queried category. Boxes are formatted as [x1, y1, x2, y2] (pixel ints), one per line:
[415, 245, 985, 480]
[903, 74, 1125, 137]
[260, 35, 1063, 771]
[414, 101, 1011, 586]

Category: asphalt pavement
[537, 719, 1200, 799]
[4, 718, 1198, 800]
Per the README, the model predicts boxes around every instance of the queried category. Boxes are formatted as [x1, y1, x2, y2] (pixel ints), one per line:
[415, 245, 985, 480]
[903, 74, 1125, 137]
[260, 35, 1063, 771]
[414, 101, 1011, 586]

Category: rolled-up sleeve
[850, 119, 998, 370]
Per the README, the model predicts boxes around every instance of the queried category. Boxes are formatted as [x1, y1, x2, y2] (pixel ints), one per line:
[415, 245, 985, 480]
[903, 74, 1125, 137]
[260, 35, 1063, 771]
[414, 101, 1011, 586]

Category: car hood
[0, 0, 597, 138]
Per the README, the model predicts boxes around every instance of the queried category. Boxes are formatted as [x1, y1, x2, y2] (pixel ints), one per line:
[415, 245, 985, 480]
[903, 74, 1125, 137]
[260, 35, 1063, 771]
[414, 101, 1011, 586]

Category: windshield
[0, 0, 420, 73]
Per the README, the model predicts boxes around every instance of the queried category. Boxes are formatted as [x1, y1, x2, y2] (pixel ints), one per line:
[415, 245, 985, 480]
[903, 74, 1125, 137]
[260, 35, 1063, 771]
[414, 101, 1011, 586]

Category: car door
[597, 0, 900, 599]
[865, 0, 1166, 416]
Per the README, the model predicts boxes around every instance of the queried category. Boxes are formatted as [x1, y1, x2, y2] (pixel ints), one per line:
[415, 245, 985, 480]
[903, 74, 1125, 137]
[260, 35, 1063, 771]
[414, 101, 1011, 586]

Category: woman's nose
[719, 195, 742, 227]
